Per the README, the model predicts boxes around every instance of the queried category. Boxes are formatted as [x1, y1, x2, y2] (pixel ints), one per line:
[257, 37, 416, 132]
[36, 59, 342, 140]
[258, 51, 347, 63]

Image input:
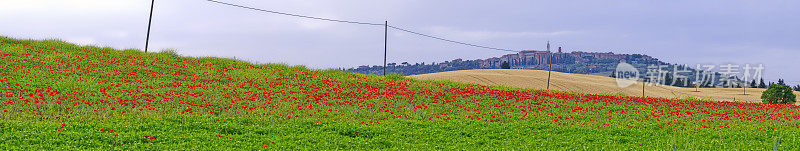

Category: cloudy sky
[1, 0, 798, 84]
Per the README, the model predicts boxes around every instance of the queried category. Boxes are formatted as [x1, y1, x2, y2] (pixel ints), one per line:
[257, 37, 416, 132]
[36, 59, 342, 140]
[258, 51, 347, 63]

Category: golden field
[410, 69, 800, 104]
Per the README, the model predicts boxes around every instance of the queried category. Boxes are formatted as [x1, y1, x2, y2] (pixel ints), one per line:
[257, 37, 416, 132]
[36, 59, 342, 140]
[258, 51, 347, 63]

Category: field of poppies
[1, 36, 800, 150]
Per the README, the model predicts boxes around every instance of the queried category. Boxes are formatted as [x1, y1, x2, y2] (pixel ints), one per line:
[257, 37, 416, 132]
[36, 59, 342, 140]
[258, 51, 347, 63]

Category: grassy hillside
[2, 37, 800, 150]
[411, 69, 800, 104]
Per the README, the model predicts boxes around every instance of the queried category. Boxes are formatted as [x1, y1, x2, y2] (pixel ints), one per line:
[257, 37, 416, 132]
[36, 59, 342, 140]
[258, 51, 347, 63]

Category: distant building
[439, 62, 449, 67]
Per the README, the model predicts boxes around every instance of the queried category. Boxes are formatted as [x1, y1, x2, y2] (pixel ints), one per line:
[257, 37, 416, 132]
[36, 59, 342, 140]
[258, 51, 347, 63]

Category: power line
[388, 25, 519, 53]
[205, 0, 384, 26]
[204, 0, 519, 53]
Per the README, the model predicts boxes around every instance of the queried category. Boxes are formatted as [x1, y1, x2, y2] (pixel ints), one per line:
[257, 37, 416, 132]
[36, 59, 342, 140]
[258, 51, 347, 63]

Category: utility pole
[546, 41, 552, 89]
[144, 0, 155, 53]
[643, 79, 646, 97]
[383, 21, 388, 76]
[743, 81, 747, 95]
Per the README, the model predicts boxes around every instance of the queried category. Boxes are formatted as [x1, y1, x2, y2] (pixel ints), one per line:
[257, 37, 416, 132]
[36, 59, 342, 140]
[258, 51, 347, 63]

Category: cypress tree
[674, 78, 686, 87]
[664, 73, 673, 86]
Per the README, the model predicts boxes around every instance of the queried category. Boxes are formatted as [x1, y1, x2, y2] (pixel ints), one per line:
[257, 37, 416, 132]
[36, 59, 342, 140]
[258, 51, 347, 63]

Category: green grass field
[1, 36, 800, 150]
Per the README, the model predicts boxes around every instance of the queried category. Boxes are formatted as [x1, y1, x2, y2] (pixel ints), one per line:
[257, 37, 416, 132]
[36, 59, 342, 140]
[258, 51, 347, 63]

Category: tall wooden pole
[743, 81, 747, 95]
[145, 0, 155, 53]
[383, 21, 388, 76]
[546, 41, 552, 89]
[643, 79, 646, 97]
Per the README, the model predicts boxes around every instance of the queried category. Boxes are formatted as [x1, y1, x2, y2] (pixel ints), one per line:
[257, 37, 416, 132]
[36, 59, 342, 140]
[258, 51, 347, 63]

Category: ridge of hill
[349, 52, 749, 89]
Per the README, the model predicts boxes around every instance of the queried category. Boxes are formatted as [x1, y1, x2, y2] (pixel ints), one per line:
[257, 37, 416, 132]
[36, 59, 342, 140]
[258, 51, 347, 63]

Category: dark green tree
[778, 79, 786, 86]
[664, 73, 673, 86]
[750, 79, 757, 88]
[702, 79, 713, 88]
[759, 78, 767, 88]
[500, 61, 510, 69]
[794, 85, 800, 92]
[673, 78, 686, 87]
[761, 85, 796, 104]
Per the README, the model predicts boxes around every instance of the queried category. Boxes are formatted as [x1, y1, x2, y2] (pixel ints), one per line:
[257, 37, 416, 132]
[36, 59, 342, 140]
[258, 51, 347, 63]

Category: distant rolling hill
[410, 69, 800, 104]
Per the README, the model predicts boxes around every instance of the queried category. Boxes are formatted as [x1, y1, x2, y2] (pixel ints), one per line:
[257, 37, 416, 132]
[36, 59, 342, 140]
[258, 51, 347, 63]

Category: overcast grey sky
[1, 0, 798, 84]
